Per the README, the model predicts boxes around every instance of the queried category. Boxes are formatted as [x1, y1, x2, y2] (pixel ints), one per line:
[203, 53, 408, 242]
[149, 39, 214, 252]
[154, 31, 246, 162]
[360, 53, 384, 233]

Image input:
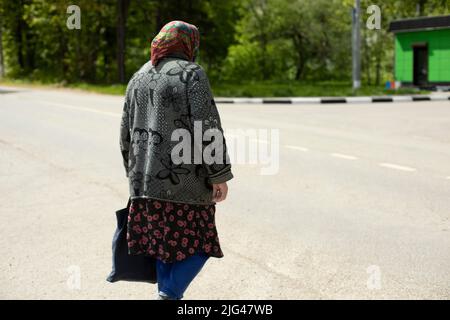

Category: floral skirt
[126, 198, 224, 263]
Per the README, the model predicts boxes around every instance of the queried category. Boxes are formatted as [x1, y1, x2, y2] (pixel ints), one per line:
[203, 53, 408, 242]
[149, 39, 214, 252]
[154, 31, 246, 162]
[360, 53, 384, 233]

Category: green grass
[0, 78, 127, 95]
[68, 82, 127, 95]
[0, 78, 428, 97]
[210, 80, 428, 97]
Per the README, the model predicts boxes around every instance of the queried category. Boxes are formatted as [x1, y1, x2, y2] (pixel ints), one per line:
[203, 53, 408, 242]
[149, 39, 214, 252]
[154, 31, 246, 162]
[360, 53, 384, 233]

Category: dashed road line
[330, 153, 358, 160]
[32, 102, 445, 180]
[285, 145, 309, 152]
[379, 163, 417, 172]
[40, 101, 121, 118]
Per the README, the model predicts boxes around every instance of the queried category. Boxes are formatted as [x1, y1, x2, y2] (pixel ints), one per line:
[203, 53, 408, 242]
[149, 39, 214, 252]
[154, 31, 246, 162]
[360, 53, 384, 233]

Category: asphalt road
[0, 86, 449, 299]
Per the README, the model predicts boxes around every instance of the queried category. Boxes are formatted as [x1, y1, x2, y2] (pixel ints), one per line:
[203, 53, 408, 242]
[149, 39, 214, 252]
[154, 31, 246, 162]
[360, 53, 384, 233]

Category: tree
[116, 0, 130, 83]
[272, 0, 351, 80]
[223, 0, 351, 81]
[2, 0, 447, 86]
[0, 11, 4, 78]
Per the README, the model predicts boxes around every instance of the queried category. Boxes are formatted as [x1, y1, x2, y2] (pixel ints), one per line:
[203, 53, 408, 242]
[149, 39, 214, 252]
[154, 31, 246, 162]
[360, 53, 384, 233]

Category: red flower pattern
[127, 198, 223, 263]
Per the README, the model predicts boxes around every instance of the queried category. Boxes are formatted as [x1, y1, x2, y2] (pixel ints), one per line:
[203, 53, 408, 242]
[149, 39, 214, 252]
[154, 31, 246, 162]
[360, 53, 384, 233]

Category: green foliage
[209, 80, 426, 97]
[0, 0, 240, 83]
[0, 0, 448, 92]
[0, 77, 427, 97]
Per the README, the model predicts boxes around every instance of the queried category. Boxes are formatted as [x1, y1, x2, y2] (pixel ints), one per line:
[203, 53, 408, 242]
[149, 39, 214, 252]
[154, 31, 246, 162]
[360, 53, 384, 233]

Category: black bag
[107, 199, 157, 283]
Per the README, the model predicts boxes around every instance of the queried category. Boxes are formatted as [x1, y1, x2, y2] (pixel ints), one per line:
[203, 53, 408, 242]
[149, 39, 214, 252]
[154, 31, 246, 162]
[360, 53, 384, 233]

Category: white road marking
[285, 145, 309, 152]
[330, 153, 358, 160]
[290, 97, 321, 104]
[40, 101, 121, 118]
[430, 95, 449, 101]
[392, 96, 413, 102]
[31, 100, 438, 179]
[379, 163, 417, 172]
[346, 97, 372, 104]
[232, 98, 264, 104]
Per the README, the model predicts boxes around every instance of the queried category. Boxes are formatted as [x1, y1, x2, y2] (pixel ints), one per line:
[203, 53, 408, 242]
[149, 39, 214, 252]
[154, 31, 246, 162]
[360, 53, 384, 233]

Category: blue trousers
[156, 252, 209, 300]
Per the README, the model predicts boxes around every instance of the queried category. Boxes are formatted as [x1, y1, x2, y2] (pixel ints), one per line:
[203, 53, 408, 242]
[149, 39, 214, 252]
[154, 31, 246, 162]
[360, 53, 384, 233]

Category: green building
[389, 15, 450, 87]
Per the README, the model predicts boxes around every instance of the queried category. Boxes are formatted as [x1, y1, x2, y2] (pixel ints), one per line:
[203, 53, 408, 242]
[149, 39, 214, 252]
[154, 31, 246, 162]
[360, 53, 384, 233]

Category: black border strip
[412, 96, 431, 101]
[262, 99, 292, 104]
[321, 98, 347, 104]
[215, 100, 234, 104]
[214, 95, 447, 104]
[372, 97, 394, 103]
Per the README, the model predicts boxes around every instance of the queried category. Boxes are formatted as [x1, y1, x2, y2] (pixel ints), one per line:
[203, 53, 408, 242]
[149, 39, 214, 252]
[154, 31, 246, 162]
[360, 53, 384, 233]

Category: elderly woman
[119, 21, 233, 300]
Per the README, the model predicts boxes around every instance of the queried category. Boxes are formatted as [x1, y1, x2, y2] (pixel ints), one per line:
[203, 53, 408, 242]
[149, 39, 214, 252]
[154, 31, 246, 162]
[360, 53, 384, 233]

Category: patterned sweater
[119, 58, 233, 205]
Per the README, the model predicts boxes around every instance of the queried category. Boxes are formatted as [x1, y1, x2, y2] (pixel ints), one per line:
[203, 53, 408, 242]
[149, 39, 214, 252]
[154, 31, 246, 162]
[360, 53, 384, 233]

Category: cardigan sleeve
[119, 98, 131, 177]
[187, 66, 233, 184]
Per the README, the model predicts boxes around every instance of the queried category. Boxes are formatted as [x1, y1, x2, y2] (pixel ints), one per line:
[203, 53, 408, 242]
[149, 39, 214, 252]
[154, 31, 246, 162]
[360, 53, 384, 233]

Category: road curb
[215, 95, 450, 104]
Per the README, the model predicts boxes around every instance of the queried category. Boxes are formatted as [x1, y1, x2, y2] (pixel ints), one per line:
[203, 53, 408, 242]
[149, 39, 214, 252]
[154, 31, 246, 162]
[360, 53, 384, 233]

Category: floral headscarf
[151, 21, 200, 66]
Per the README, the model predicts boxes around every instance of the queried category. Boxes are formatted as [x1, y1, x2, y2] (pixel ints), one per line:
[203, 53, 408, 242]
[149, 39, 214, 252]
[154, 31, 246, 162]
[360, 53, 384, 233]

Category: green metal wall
[395, 28, 450, 83]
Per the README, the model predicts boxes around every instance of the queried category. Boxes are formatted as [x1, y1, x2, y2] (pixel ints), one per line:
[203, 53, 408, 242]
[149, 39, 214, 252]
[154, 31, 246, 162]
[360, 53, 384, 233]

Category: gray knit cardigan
[119, 58, 233, 205]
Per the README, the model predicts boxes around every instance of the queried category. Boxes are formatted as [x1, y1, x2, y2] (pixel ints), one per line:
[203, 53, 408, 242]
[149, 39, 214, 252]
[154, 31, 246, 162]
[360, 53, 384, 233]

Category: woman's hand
[212, 182, 228, 202]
